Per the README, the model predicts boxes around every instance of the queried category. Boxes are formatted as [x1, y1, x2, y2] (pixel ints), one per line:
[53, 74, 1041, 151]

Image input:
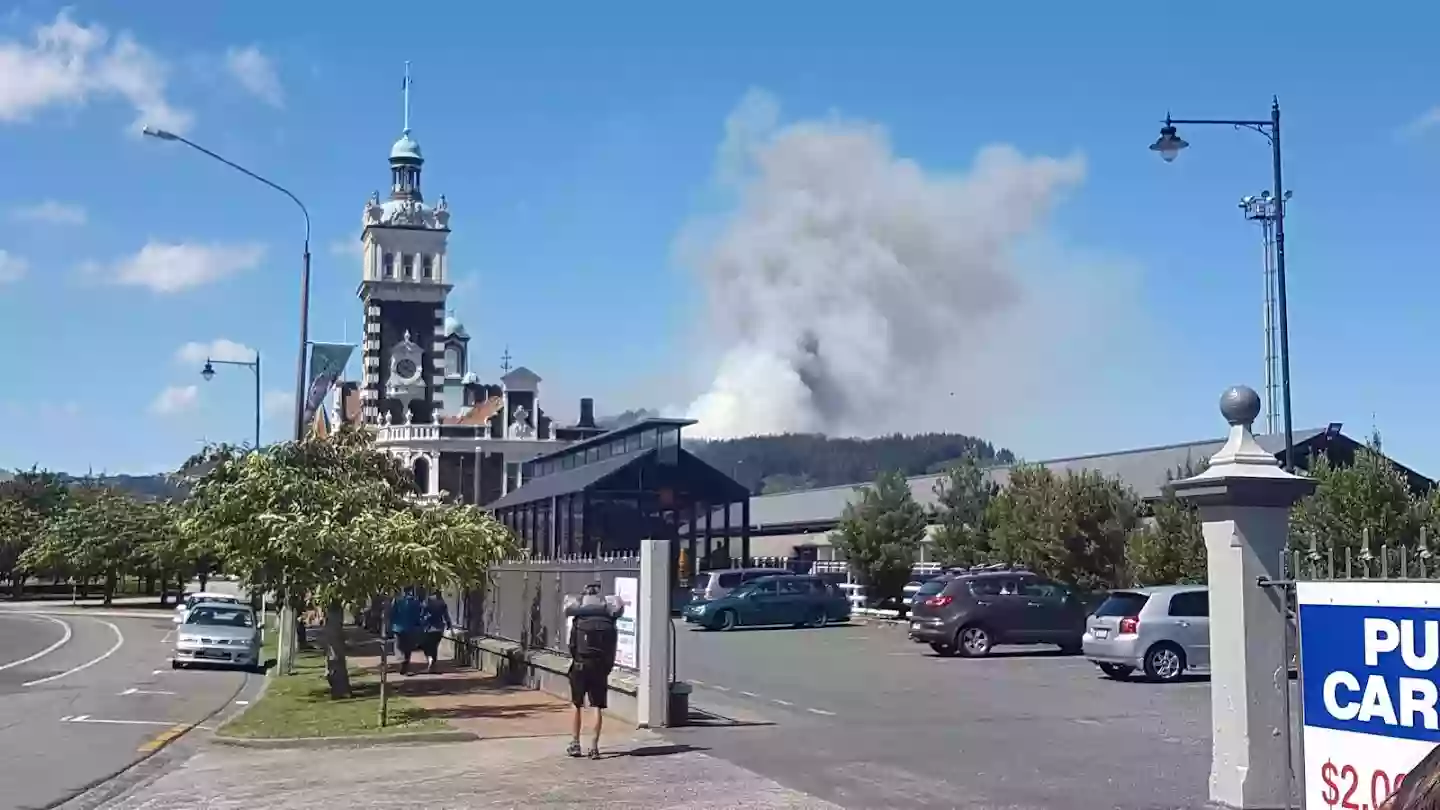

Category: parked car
[172, 602, 261, 670]
[909, 575, 954, 607]
[173, 591, 241, 624]
[684, 574, 851, 631]
[907, 569, 1087, 657]
[687, 567, 790, 611]
[1082, 586, 1209, 682]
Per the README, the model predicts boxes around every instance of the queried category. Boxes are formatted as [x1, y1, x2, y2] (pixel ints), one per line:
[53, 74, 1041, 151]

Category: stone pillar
[1168, 386, 1314, 810]
[427, 452, 441, 499]
[637, 537, 673, 729]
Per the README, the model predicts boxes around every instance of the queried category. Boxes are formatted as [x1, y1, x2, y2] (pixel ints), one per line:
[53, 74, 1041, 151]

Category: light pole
[200, 354, 261, 451]
[141, 127, 312, 444]
[144, 126, 310, 675]
[1149, 98, 1295, 471]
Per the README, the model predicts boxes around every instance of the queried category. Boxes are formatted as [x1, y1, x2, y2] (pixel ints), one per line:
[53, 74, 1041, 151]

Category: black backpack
[571, 614, 617, 662]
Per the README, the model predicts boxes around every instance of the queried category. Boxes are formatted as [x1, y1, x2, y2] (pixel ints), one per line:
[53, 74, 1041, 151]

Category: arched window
[421, 255, 433, 280]
[413, 457, 430, 494]
[444, 346, 460, 375]
[382, 253, 394, 278]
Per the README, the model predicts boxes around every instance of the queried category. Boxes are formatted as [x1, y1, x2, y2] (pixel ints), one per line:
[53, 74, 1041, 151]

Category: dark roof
[716, 427, 1336, 531]
[488, 451, 638, 509]
[527, 417, 698, 465]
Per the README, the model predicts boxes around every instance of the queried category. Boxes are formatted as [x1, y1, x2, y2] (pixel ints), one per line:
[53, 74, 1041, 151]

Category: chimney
[579, 398, 596, 428]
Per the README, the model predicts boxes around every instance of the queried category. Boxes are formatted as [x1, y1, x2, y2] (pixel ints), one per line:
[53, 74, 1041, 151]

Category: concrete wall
[446, 633, 641, 725]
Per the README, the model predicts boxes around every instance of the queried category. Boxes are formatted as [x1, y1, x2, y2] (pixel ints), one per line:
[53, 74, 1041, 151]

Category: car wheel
[714, 610, 738, 632]
[1143, 643, 1186, 682]
[1098, 662, 1133, 680]
[171, 660, 182, 670]
[802, 609, 828, 629]
[957, 625, 993, 657]
[929, 642, 958, 657]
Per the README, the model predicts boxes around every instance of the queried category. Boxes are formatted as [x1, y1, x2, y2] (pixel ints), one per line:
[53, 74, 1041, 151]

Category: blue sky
[1, 1, 1437, 477]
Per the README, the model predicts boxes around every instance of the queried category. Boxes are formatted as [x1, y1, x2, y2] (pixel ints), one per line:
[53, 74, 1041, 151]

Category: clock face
[394, 358, 418, 380]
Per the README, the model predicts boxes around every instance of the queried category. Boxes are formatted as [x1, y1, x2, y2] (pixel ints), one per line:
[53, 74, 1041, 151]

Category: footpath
[86, 633, 839, 809]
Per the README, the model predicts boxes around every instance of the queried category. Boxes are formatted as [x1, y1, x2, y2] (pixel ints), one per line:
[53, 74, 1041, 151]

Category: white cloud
[328, 237, 362, 258]
[175, 339, 257, 366]
[88, 240, 266, 293]
[0, 10, 192, 134]
[1403, 106, 1440, 138]
[0, 250, 27, 283]
[10, 200, 87, 225]
[150, 385, 198, 415]
[225, 45, 283, 107]
[263, 390, 293, 418]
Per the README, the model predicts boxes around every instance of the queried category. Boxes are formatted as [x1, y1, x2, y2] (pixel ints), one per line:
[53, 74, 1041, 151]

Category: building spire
[402, 61, 412, 134]
[500, 345, 513, 374]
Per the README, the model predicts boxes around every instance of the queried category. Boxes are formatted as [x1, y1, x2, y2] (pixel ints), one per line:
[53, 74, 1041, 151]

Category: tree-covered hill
[687, 433, 1014, 495]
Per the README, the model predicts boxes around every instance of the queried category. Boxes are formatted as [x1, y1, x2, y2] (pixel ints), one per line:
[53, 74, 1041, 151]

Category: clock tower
[356, 63, 453, 426]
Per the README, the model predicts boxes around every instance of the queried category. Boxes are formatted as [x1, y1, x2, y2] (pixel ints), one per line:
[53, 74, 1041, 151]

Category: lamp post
[145, 126, 310, 675]
[1148, 98, 1296, 471]
[200, 355, 261, 451]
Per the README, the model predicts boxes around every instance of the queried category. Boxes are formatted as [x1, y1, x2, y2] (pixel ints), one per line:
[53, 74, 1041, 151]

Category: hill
[686, 433, 1014, 495]
[3, 470, 186, 501]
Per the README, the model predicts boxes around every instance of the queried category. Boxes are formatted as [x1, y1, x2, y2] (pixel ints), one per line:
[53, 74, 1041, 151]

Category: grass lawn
[218, 621, 448, 740]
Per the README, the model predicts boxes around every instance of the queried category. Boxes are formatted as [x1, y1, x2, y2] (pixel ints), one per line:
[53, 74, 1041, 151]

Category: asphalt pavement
[0, 607, 259, 810]
[667, 619, 1220, 810]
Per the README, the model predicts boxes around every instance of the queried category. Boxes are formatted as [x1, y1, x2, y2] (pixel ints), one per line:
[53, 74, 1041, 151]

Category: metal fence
[457, 554, 643, 667]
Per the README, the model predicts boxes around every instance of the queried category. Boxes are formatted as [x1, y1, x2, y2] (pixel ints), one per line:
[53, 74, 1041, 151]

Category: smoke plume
[680, 89, 1134, 441]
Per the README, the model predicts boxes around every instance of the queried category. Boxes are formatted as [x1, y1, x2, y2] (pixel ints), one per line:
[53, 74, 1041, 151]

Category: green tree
[1290, 432, 1421, 556]
[988, 465, 1137, 590]
[1125, 461, 1207, 586]
[832, 470, 927, 608]
[0, 469, 69, 598]
[21, 483, 147, 606]
[930, 453, 998, 567]
[182, 426, 515, 697]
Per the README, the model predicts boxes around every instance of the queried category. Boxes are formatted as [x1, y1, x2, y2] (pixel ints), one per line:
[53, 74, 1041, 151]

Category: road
[0, 607, 259, 810]
[667, 619, 1220, 809]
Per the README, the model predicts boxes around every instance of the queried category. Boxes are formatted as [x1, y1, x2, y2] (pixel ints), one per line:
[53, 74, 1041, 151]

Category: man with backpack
[564, 581, 624, 759]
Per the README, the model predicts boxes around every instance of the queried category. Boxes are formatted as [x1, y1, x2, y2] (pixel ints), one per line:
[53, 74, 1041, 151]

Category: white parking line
[806, 707, 836, 716]
[710, 685, 730, 692]
[24, 620, 124, 687]
[771, 698, 794, 707]
[740, 690, 759, 698]
[120, 687, 177, 696]
[0, 614, 72, 672]
[61, 716, 212, 730]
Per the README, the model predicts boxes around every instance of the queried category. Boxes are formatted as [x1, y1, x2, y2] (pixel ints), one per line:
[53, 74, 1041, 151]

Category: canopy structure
[489, 419, 752, 568]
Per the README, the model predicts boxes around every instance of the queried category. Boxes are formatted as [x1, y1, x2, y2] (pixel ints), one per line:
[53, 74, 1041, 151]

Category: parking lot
[668, 618, 1216, 810]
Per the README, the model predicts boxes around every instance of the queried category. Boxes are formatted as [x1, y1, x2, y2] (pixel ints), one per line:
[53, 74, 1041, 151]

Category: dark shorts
[569, 661, 611, 708]
[420, 630, 443, 658]
[395, 631, 418, 655]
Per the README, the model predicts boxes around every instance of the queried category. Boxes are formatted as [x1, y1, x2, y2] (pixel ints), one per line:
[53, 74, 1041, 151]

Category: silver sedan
[173, 602, 262, 671]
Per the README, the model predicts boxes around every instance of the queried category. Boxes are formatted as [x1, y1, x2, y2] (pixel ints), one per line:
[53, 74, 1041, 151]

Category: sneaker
[587, 746, 600, 760]
[566, 740, 582, 758]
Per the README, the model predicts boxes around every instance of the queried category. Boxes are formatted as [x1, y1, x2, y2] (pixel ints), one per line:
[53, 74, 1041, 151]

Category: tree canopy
[832, 470, 928, 605]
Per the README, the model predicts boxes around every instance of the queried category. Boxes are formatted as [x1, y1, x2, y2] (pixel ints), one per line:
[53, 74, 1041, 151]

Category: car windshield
[1094, 592, 1150, 617]
[186, 606, 254, 628]
[187, 595, 236, 608]
[914, 579, 949, 599]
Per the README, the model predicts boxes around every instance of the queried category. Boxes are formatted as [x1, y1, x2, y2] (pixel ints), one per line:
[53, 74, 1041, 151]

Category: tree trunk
[143, 574, 155, 595]
[157, 570, 169, 606]
[323, 604, 351, 699]
[103, 571, 116, 607]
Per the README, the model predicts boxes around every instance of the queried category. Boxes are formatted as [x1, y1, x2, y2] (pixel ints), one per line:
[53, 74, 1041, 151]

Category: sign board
[1298, 581, 1440, 810]
[614, 576, 638, 670]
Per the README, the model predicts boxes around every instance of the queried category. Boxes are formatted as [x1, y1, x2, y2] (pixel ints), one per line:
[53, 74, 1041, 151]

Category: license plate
[1093, 628, 1109, 639]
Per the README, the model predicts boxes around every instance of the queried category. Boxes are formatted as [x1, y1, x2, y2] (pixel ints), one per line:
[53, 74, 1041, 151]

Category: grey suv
[907, 568, 1088, 657]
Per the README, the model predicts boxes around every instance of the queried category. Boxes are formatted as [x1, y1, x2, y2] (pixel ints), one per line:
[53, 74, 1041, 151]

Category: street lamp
[1148, 98, 1296, 472]
[141, 126, 312, 444]
[200, 354, 261, 452]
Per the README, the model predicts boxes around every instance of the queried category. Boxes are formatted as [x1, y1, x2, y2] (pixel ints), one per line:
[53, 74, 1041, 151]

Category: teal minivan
[684, 574, 851, 631]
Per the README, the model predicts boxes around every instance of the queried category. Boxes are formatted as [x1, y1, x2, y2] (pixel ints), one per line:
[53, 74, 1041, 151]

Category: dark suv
[907, 568, 1088, 657]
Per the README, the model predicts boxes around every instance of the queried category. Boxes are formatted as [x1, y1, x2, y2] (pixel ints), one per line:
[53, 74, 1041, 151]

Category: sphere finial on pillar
[1219, 385, 1262, 427]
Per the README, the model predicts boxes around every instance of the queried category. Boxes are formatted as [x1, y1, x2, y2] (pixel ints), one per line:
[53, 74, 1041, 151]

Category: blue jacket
[390, 595, 422, 635]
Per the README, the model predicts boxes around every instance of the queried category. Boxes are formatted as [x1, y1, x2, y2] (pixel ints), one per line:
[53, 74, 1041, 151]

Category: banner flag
[303, 342, 355, 432]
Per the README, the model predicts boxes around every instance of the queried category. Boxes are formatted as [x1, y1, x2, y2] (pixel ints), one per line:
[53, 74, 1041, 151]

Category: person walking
[565, 582, 623, 759]
[419, 591, 453, 674]
[389, 587, 423, 676]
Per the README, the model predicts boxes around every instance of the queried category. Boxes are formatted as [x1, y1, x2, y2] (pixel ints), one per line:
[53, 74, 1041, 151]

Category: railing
[374, 424, 440, 443]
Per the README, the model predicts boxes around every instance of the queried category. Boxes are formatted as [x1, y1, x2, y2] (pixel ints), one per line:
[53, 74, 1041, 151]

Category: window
[748, 580, 778, 595]
[382, 253, 395, 278]
[1094, 592, 1151, 617]
[639, 430, 656, 449]
[778, 578, 809, 595]
[966, 576, 1020, 597]
[1168, 591, 1209, 617]
[186, 606, 254, 627]
[444, 347, 460, 375]
[422, 255, 433, 279]
[716, 573, 742, 588]
[402, 255, 414, 279]
[659, 428, 679, 448]
[1022, 581, 1067, 601]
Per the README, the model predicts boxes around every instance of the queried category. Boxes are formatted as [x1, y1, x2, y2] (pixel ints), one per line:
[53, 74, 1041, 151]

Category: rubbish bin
[667, 681, 692, 727]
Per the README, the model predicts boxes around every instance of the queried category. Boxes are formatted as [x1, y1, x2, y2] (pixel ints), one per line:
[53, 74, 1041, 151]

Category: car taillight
[1118, 616, 1140, 635]
[925, 595, 953, 608]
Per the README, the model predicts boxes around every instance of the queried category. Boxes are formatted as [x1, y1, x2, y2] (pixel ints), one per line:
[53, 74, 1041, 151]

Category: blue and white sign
[613, 576, 638, 670]
[1298, 581, 1440, 809]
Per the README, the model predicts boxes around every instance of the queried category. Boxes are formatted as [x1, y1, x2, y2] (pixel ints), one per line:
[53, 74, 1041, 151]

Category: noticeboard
[1298, 581, 1440, 810]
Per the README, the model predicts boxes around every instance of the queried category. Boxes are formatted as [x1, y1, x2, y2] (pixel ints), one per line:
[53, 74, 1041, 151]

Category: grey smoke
[680, 88, 1133, 440]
